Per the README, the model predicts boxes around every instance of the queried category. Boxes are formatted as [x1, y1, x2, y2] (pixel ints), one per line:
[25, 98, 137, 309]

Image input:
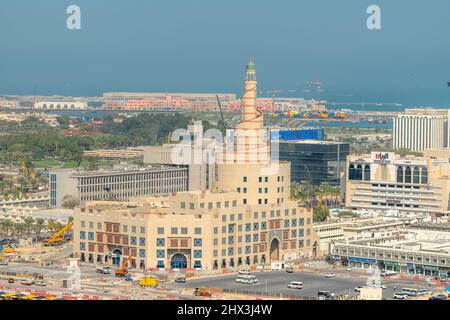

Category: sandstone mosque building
[73, 59, 319, 270]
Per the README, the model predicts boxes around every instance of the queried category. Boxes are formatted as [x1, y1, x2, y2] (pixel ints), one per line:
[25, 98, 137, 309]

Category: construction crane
[215, 95, 227, 134]
[43, 222, 74, 246]
[115, 255, 132, 277]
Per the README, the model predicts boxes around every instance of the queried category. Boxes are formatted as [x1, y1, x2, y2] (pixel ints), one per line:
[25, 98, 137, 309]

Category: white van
[236, 275, 258, 284]
[271, 262, 285, 271]
[401, 288, 419, 296]
[287, 281, 303, 289]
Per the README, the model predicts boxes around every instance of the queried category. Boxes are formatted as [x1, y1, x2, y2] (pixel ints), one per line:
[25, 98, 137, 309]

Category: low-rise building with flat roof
[49, 165, 188, 208]
[331, 223, 450, 277]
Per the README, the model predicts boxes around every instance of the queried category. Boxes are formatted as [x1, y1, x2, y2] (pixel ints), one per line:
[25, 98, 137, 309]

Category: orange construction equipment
[193, 287, 211, 297]
[115, 255, 132, 277]
[43, 222, 74, 246]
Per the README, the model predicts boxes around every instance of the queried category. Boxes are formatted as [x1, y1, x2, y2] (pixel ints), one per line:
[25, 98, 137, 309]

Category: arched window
[421, 167, 428, 184]
[405, 167, 411, 183]
[364, 165, 371, 181]
[397, 166, 404, 183]
[356, 164, 363, 181]
[349, 164, 355, 180]
[413, 167, 420, 184]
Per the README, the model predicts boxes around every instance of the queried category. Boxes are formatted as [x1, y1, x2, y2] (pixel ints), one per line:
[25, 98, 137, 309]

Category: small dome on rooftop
[246, 58, 256, 71]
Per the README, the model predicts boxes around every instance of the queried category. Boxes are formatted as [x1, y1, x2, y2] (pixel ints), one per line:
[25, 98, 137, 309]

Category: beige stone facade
[73, 59, 319, 271]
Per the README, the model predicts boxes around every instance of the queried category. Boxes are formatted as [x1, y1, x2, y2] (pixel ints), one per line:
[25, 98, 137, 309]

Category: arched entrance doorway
[111, 248, 122, 267]
[171, 253, 187, 269]
[269, 238, 280, 261]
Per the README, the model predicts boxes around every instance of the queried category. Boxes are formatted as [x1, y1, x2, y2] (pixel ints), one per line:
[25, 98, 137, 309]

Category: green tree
[34, 218, 46, 240]
[23, 217, 35, 239]
[62, 195, 80, 209]
[313, 206, 330, 223]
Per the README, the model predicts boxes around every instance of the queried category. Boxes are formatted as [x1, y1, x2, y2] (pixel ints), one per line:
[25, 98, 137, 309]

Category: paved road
[167, 271, 366, 298]
[166, 271, 441, 300]
[0, 263, 443, 300]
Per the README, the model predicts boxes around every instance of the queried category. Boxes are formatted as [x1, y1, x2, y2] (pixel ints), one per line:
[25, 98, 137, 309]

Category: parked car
[401, 288, 419, 296]
[175, 277, 186, 283]
[285, 267, 294, 273]
[317, 291, 335, 300]
[417, 289, 432, 296]
[235, 275, 258, 284]
[325, 273, 336, 278]
[35, 280, 47, 287]
[393, 292, 409, 300]
[8, 278, 14, 284]
[0, 261, 9, 266]
[345, 267, 352, 271]
[20, 278, 34, 286]
[238, 269, 251, 275]
[429, 294, 448, 300]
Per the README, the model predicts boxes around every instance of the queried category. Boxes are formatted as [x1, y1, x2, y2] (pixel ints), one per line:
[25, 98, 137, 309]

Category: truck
[96, 265, 112, 274]
[270, 261, 285, 271]
[43, 222, 73, 246]
[20, 278, 35, 286]
[139, 276, 159, 287]
[380, 270, 397, 277]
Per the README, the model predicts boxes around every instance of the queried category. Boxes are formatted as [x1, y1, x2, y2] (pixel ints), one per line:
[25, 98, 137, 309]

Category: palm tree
[13, 223, 26, 242]
[0, 219, 13, 241]
[34, 218, 46, 241]
[47, 219, 57, 234]
[23, 217, 35, 239]
[331, 185, 341, 206]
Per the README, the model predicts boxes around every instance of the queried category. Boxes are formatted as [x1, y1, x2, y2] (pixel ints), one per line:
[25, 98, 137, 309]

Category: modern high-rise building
[273, 140, 350, 186]
[392, 108, 450, 151]
[344, 151, 450, 218]
[73, 59, 319, 270]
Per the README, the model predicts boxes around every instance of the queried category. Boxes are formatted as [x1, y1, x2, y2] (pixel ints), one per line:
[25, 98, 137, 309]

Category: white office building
[393, 108, 450, 151]
[49, 165, 189, 207]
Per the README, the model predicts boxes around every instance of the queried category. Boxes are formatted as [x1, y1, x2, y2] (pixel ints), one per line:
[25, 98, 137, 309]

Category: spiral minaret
[231, 58, 269, 164]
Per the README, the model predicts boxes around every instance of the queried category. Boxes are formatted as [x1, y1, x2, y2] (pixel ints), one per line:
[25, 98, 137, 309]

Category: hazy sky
[0, 0, 449, 106]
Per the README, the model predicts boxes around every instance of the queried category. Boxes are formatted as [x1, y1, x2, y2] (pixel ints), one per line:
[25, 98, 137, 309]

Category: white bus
[236, 275, 258, 284]
[401, 288, 419, 296]
[287, 281, 303, 289]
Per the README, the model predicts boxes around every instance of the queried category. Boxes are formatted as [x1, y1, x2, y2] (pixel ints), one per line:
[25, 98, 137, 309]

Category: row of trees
[290, 182, 341, 208]
[0, 217, 72, 243]
[290, 182, 342, 223]
[0, 114, 223, 168]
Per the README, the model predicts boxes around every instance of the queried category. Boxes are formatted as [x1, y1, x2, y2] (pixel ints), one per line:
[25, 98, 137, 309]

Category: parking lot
[167, 271, 366, 298]
[166, 270, 441, 300]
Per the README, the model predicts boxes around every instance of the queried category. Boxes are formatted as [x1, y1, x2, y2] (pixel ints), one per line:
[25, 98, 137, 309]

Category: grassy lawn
[33, 158, 115, 169]
[62, 159, 115, 169]
[33, 159, 62, 168]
